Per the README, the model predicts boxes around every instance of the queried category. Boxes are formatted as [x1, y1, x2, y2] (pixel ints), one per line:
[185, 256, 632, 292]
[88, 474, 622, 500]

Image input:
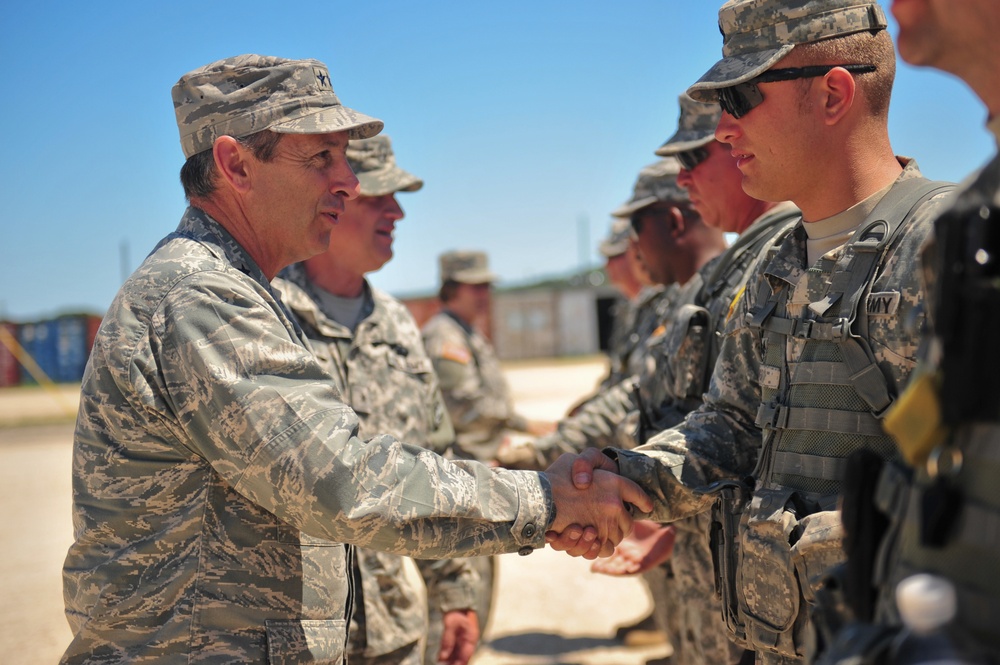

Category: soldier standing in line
[273, 135, 482, 665]
[591, 93, 801, 665]
[500, 158, 727, 652]
[596, 218, 654, 393]
[818, 1, 1000, 662]
[555, 1, 957, 662]
[60, 54, 651, 664]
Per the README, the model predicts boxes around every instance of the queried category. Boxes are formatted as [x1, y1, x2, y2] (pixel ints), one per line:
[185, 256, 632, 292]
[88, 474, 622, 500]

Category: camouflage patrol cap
[173, 54, 384, 159]
[347, 135, 423, 197]
[599, 218, 632, 258]
[439, 251, 497, 285]
[687, 0, 888, 103]
[655, 94, 721, 156]
[611, 158, 688, 218]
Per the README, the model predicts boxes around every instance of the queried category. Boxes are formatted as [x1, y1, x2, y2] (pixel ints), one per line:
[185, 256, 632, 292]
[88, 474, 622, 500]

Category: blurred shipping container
[0, 321, 20, 388]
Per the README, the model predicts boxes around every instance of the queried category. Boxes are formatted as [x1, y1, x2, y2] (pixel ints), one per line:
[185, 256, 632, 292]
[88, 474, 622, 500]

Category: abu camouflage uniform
[612, 161, 952, 664]
[275, 264, 482, 665]
[61, 208, 551, 664]
[421, 312, 529, 463]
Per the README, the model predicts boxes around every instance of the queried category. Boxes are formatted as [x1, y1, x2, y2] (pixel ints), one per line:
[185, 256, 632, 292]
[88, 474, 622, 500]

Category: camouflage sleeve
[530, 378, 638, 465]
[158, 273, 552, 558]
[613, 292, 763, 524]
[431, 353, 517, 438]
[415, 557, 481, 613]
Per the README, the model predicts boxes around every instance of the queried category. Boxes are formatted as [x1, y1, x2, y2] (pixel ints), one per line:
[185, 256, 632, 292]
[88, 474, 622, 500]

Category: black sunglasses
[676, 146, 710, 171]
[717, 64, 877, 119]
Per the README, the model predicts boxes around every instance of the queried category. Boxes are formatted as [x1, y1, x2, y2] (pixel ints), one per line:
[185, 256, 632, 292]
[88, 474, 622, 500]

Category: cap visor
[270, 104, 384, 139]
[358, 167, 424, 197]
[686, 46, 792, 103]
[611, 195, 658, 218]
[655, 131, 716, 156]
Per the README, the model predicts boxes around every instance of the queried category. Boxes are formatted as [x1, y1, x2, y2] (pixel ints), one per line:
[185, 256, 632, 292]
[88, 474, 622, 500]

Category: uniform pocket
[662, 304, 711, 400]
[790, 509, 844, 607]
[266, 619, 347, 664]
[737, 488, 801, 633]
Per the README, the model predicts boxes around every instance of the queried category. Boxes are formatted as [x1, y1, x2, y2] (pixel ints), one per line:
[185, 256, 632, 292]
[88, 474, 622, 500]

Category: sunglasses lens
[630, 215, 643, 236]
[718, 82, 763, 119]
[678, 148, 708, 171]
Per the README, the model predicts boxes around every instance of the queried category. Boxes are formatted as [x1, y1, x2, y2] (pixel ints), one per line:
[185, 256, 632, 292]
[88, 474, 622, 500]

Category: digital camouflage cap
[656, 94, 721, 156]
[687, 0, 888, 103]
[611, 158, 688, 218]
[173, 54, 384, 159]
[439, 251, 497, 286]
[599, 218, 632, 258]
[347, 135, 423, 197]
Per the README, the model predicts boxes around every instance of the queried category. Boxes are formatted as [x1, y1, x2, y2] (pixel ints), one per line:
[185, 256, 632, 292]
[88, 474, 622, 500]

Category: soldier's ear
[820, 67, 856, 126]
[213, 136, 253, 193]
[669, 206, 686, 239]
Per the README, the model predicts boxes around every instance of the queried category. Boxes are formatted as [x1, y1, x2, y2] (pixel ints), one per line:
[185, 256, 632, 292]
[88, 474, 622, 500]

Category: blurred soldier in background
[818, 1, 1000, 662]
[421, 251, 556, 638]
[274, 135, 481, 665]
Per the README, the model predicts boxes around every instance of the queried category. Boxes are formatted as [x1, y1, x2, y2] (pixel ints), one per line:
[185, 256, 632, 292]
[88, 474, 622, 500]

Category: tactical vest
[712, 178, 951, 660]
[874, 159, 1000, 659]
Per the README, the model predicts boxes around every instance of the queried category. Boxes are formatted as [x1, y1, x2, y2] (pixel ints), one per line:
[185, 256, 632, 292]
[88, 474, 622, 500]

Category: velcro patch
[759, 365, 781, 390]
[866, 291, 901, 317]
[439, 341, 472, 364]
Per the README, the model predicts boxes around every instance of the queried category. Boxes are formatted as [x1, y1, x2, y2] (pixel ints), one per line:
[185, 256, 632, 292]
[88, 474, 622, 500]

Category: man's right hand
[542, 451, 652, 559]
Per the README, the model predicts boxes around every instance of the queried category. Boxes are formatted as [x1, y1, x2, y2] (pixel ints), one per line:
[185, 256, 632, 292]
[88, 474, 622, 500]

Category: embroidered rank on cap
[440, 341, 472, 365]
[866, 291, 901, 317]
[314, 68, 332, 90]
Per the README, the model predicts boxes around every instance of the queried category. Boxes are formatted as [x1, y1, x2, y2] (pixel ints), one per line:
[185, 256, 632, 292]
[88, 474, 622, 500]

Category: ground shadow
[487, 632, 619, 656]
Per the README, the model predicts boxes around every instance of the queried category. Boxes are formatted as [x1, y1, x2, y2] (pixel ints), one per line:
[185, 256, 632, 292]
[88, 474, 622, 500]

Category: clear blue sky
[1, 1, 994, 322]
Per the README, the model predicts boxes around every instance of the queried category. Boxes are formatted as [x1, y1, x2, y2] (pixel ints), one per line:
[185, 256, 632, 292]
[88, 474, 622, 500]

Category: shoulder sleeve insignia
[439, 341, 472, 365]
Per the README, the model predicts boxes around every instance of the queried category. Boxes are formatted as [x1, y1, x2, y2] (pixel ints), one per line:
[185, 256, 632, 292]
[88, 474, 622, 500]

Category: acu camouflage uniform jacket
[422, 311, 529, 462]
[613, 161, 951, 664]
[61, 207, 551, 664]
[274, 265, 481, 659]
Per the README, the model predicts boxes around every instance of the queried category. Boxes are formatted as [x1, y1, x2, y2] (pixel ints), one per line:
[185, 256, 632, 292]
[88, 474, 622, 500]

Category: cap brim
[270, 104, 384, 139]
[611, 195, 658, 218]
[599, 242, 628, 258]
[358, 167, 424, 197]
[686, 45, 793, 103]
[655, 131, 716, 157]
[451, 270, 497, 285]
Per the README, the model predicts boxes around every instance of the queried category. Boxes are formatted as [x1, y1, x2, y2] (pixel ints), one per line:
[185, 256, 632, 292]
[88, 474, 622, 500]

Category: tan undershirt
[803, 182, 894, 266]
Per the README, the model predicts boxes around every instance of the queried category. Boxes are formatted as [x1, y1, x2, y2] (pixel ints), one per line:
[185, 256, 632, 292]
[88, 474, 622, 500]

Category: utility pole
[577, 214, 590, 271]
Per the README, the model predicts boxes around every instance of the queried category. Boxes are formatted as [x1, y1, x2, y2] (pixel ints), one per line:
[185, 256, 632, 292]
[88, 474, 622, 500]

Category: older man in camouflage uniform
[60, 54, 651, 664]
[273, 135, 483, 665]
[818, 1, 1000, 662]
[559, 1, 956, 662]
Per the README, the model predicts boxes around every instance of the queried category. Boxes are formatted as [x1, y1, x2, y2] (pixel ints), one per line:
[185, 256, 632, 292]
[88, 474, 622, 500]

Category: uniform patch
[439, 341, 472, 364]
[866, 291, 901, 317]
[759, 365, 781, 390]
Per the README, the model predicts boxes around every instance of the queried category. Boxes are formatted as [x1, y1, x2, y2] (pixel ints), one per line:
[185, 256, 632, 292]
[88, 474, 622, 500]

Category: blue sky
[1, 1, 994, 322]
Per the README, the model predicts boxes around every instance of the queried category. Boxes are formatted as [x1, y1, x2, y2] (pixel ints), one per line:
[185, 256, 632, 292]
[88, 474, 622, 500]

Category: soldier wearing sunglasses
[551, 1, 956, 662]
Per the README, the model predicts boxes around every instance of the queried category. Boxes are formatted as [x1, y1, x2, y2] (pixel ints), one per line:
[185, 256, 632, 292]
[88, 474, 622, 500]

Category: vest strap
[756, 403, 885, 436]
[772, 450, 848, 482]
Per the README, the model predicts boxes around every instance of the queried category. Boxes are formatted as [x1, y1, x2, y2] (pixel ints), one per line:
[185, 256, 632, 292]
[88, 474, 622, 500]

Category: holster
[698, 477, 754, 648]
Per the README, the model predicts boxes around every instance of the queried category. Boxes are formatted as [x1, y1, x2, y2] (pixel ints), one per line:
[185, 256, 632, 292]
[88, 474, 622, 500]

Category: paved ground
[0, 357, 668, 665]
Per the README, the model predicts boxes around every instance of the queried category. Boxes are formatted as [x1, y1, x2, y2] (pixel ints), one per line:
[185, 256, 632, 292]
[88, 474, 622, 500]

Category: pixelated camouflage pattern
[438, 251, 497, 285]
[599, 218, 632, 258]
[656, 94, 721, 156]
[61, 206, 551, 664]
[867, 154, 1000, 657]
[275, 265, 483, 659]
[347, 135, 424, 198]
[598, 284, 662, 393]
[173, 54, 383, 158]
[611, 158, 689, 218]
[687, 0, 888, 102]
[615, 161, 950, 664]
[422, 311, 528, 462]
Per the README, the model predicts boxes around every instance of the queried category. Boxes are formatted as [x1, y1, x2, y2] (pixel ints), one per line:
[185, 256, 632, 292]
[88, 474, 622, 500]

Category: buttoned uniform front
[61, 207, 551, 664]
[275, 264, 482, 664]
[421, 312, 530, 464]
[611, 161, 952, 664]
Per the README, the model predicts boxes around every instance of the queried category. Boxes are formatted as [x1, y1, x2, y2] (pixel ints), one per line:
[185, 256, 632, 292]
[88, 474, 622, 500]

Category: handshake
[541, 449, 654, 559]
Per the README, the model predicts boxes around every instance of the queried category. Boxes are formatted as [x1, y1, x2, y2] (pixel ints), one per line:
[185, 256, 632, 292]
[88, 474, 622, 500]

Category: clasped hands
[542, 448, 653, 559]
